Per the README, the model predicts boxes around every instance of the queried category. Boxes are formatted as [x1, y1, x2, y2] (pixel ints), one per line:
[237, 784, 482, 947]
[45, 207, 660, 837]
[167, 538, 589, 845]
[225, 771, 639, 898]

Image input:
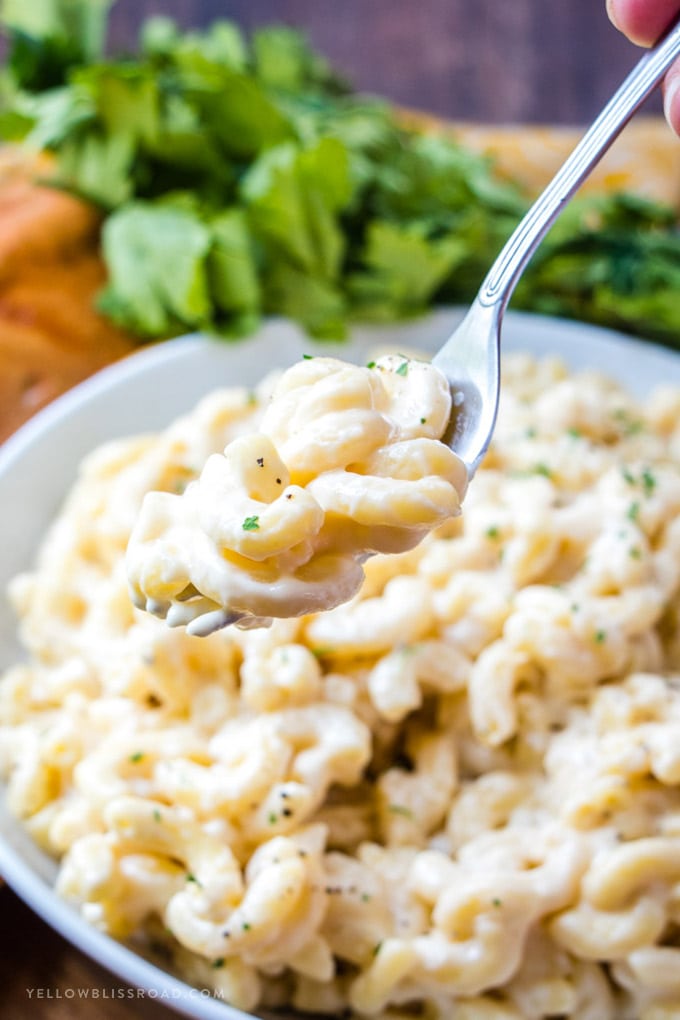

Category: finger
[607, 0, 680, 46]
[663, 60, 680, 134]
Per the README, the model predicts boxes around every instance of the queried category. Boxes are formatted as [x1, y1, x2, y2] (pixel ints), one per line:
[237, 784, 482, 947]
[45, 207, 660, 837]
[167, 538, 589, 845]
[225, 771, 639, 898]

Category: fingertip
[663, 72, 680, 136]
[606, 0, 623, 32]
[606, 0, 678, 46]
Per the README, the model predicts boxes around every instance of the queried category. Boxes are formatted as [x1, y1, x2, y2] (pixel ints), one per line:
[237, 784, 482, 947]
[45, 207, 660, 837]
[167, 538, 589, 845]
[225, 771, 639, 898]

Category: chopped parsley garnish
[388, 803, 414, 819]
[485, 525, 500, 539]
[641, 467, 656, 496]
[129, 751, 145, 763]
[366, 360, 376, 369]
[395, 360, 409, 377]
[627, 501, 641, 522]
[212, 957, 225, 969]
[302, 353, 314, 359]
[594, 629, 607, 644]
[242, 515, 260, 531]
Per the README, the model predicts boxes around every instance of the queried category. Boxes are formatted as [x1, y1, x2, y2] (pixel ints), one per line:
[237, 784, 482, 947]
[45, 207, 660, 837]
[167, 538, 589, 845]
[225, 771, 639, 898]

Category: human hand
[607, 0, 680, 133]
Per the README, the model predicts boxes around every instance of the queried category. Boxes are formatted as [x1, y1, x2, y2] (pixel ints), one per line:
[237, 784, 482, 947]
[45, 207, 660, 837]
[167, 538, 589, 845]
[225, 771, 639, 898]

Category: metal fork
[434, 16, 680, 477]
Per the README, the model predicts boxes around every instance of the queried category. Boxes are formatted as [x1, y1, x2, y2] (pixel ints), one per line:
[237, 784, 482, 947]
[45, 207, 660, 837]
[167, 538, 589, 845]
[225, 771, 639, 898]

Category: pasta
[1, 348, 679, 1019]
[126, 354, 467, 634]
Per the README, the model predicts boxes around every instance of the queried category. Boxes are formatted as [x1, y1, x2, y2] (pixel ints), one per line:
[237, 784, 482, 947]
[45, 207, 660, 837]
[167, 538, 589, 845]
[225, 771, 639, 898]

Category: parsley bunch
[2, 1, 679, 347]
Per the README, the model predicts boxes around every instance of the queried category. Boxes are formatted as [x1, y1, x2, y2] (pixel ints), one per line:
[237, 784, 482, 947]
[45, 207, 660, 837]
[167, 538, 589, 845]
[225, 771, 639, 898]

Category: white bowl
[0, 309, 678, 1019]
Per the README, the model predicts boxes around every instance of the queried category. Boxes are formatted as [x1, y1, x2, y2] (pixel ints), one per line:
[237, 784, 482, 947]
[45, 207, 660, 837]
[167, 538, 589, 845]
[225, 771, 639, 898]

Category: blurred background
[105, 0, 658, 124]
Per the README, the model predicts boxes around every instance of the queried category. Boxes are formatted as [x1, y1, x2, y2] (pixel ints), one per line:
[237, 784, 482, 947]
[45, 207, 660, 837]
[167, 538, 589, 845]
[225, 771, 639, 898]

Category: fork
[434, 16, 680, 477]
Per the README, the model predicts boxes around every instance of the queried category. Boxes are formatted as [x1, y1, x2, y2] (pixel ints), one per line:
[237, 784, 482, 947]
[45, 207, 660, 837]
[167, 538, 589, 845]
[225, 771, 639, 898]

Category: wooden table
[0, 886, 170, 1019]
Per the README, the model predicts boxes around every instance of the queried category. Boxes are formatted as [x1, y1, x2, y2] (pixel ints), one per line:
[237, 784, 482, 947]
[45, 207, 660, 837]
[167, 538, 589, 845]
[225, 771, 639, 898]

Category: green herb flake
[533, 463, 552, 478]
[420, 416, 427, 424]
[129, 751, 145, 763]
[629, 546, 642, 559]
[485, 525, 500, 539]
[268, 812, 278, 825]
[153, 808, 162, 822]
[621, 467, 636, 486]
[242, 515, 260, 531]
[395, 360, 409, 377]
[242, 922, 251, 931]
[566, 427, 582, 439]
[302, 353, 314, 359]
[641, 467, 656, 496]
[186, 872, 201, 884]
[492, 898, 502, 907]
[388, 803, 414, 819]
[212, 957, 226, 969]
[594, 630, 607, 644]
[627, 501, 641, 522]
[366, 360, 376, 369]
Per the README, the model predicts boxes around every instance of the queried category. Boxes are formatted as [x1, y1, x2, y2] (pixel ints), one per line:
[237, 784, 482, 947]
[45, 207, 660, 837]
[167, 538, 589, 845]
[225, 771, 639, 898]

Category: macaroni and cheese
[126, 354, 467, 634]
[0, 348, 679, 1020]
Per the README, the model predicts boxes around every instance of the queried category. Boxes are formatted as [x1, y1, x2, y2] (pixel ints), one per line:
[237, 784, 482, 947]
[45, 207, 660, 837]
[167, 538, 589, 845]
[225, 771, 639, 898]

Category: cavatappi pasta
[1, 350, 680, 1019]
[126, 354, 467, 635]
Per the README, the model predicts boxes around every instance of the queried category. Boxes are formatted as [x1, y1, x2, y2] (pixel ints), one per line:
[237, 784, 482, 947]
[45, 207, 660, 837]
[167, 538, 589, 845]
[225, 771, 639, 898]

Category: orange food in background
[0, 150, 136, 442]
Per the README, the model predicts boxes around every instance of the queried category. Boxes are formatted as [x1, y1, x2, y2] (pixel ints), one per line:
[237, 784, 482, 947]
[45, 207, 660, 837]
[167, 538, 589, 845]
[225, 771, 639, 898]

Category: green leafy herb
[242, 515, 260, 531]
[4, 8, 680, 347]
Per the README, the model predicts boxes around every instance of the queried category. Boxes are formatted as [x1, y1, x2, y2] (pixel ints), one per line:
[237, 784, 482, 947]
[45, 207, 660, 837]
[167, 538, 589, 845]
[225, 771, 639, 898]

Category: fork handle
[479, 16, 680, 309]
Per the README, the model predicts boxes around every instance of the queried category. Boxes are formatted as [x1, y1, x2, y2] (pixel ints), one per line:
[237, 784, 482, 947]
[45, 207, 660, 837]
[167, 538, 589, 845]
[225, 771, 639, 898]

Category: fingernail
[664, 75, 680, 136]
